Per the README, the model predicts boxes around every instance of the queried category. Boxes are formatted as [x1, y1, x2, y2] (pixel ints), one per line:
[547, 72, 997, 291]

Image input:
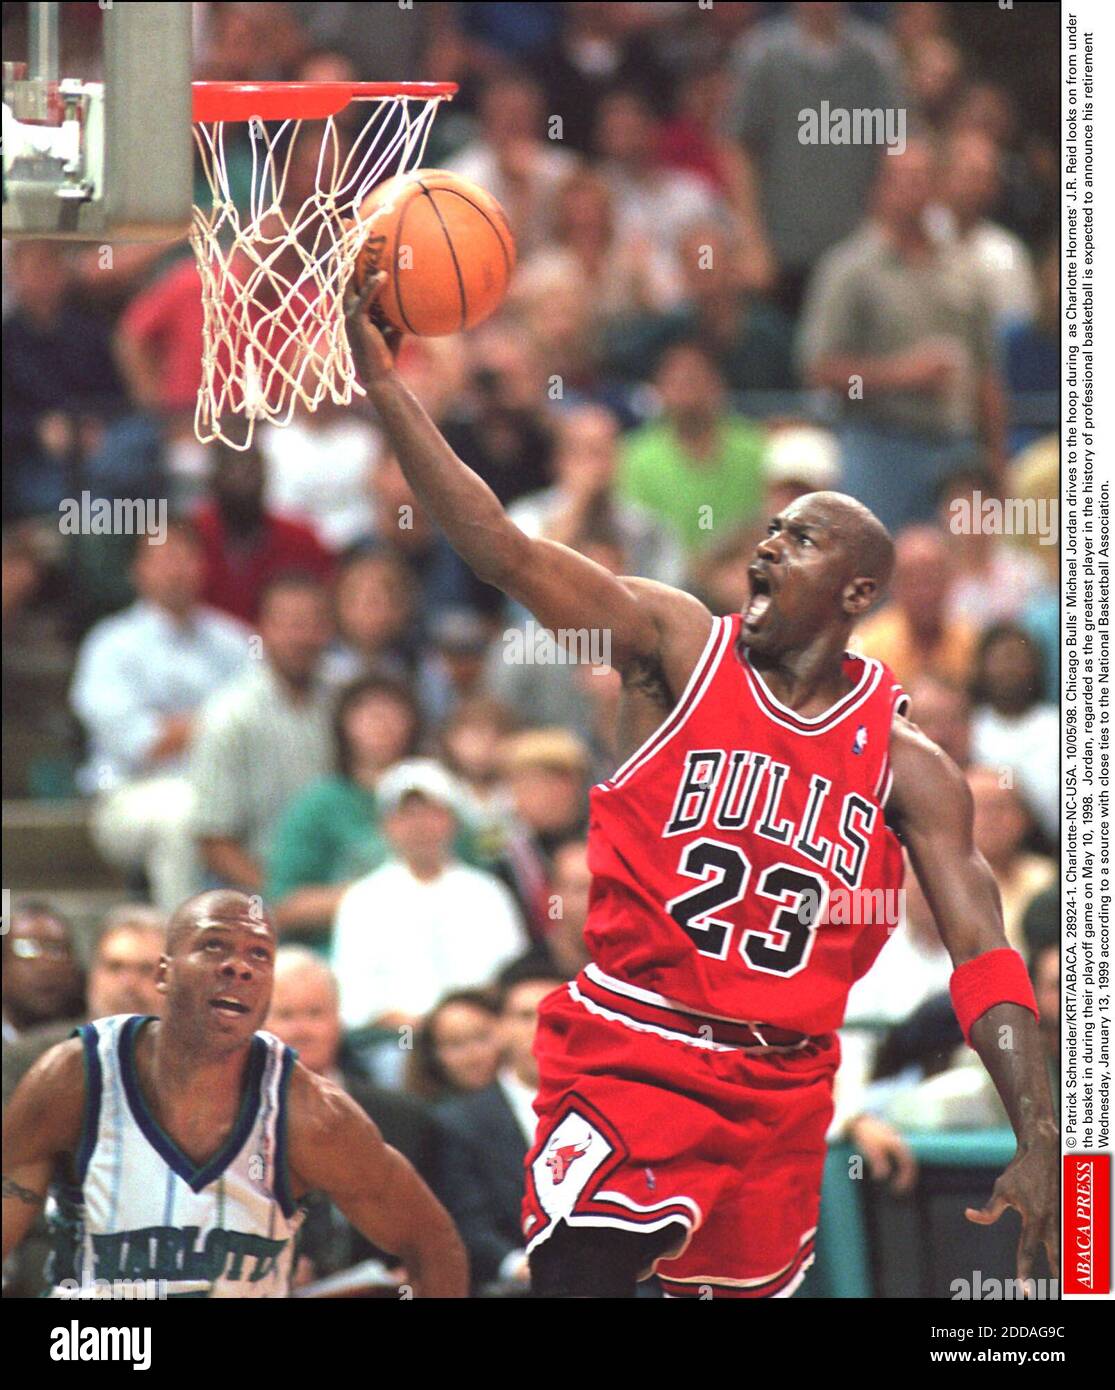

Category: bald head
[273, 947, 339, 1001]
[165, 890, 274, 956]
[267, 948, 341, 1074]
[793, 492, 896, 592]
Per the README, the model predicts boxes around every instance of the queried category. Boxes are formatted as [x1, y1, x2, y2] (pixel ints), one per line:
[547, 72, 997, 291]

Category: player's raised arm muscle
[888, 718, 1058, 1281]
[345, 277, 686, 672]
[2, 1038, 86, 1261]
[286, 1065, 468, 1297]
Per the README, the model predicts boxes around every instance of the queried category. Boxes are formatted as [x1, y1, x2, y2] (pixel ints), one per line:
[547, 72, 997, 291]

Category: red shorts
[522, 972, 840, 1298]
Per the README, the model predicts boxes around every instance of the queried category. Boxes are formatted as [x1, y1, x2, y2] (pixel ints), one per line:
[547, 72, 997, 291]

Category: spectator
[969, 624, 1058, 843]
[436, 966, 564, 1293]
[936, 467, 1049, 629]
[439, 326, 554, 508]
[363, 450, 488, 622]
[509, 405, 684, 587]
[928, 129, 1038, 329]
[258, 398, 379, 550]
[71, 520, 250, 911]
[530, 2, 664, 154]
[331, 759, 525, 1029]
[2, 242, 127, 519]
[618, 340, 767, 555]
[1002, 243, 1058, 453]
[189, 573, 335, 893]
[799, 139, 1007, 533]
[948, 81, 1057, 250]
[731, 3, 905, 316]
[509, 838, 593, 981]
[323, 546, 419, 686]
[194, 438, 335, 625]
[266, 948, 441, 1289]
[407, 990, 503, 1103]
[493, 730, 591, 943]
[592, 89, 722, 273]
[85, 904, 165, 1019]
[3, 902, 165, 1107]
[853, 526, 978, 688]
[417, 609, 495, 726]
[438, 696, 521, 849]
[0, 901, 84, 1045]
[512, 169, 682, 325]
[266, 674, 423, 939]
[114, 255, 204, 427]
[903, 33, 966, 139]
[446, 73, 579, 257]
[602, 222, 796, 392]
[967, 766, 1056, 949]
[904, 674, 972, 770]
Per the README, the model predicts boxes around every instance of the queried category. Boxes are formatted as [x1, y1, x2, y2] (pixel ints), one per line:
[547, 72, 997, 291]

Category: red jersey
[584, 613, 909, 1036]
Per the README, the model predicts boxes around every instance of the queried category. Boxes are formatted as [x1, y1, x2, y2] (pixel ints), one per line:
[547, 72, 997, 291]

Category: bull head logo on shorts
[545, 1136, 592, 1185]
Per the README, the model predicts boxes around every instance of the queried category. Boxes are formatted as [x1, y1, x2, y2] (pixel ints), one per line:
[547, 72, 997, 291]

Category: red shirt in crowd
[193, 503, 336, 624]
[118, 259, 206, 415]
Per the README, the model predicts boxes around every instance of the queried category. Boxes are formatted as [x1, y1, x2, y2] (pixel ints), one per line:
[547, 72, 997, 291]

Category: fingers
[890, 1144, 918, 1197]
[1016, 1227, 1039, 1291]
[1044, 1219, 1060, 1283]
[344, 270, 387, 323]
[965, 1191, 1010, 1226]
[864, 1145, 888, 1183]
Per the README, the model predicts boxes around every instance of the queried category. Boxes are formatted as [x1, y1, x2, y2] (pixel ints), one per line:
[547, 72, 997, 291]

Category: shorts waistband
[573, 967, 820, 1052]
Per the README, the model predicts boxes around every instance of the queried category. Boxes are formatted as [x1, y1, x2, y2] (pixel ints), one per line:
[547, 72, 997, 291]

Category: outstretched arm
[888, 719, 1058, 1283]
[288, 1066, 467, 1297]
[2, 1040, 85, 1262]
[345, 277, 692, 675]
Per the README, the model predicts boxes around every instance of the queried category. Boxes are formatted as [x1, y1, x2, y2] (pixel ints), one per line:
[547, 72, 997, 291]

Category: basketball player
[344, 277, 1057, 1298]
[2, 890, 467, 1297]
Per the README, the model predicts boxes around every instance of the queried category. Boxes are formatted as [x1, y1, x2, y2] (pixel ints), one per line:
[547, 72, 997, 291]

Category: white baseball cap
[377, 758, 464, 817]
[764, 426, 841, 491]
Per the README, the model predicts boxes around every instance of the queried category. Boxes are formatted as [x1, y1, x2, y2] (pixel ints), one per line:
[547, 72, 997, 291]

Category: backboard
[2, 1, 193, 241]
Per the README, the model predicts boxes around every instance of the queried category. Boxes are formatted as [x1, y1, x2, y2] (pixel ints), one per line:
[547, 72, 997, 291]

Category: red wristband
[950, 948, 1040, 1046]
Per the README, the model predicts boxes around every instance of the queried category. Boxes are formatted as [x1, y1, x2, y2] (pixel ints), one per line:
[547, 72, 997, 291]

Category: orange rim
[192, 81, 457, 124]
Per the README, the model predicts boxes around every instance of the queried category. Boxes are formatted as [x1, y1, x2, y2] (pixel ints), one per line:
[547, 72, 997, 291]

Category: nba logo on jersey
[852, 725, 868, 755]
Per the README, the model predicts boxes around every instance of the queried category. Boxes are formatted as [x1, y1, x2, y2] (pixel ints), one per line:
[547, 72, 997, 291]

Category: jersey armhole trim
[274, 1045, 299, 1219]
[598, 613, 730, 790]
[73, 1023, 103, 1185]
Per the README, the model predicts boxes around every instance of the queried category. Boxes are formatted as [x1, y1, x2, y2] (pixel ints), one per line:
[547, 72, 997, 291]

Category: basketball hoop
[190, 81, 456, 449]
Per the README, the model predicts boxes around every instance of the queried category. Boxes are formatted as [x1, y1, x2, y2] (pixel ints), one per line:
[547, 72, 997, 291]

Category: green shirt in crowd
[618, 415, 766, 555]
[265, 774, 488, 916]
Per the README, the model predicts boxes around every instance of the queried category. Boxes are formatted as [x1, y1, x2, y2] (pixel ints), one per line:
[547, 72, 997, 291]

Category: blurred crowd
[2, 2, 1059, 1296]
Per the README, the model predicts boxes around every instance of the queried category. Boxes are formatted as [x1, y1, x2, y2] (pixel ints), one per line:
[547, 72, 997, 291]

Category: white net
[191, 92, 449, 449]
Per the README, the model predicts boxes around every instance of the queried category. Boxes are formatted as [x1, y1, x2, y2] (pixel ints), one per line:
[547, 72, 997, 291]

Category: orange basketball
[353, 169, 516, 336]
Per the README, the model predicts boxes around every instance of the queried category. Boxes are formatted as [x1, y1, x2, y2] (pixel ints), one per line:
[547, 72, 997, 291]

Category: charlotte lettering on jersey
[83, 1225, 288, 1285]
[664, 749, 878, 890]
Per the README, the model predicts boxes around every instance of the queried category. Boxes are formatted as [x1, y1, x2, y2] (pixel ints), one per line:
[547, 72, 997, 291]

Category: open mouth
[744, 566, 775, 631]
[209, 996, 250, 1017]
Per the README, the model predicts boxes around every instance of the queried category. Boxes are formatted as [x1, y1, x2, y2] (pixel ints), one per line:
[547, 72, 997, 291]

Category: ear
[842, 575, 878, 617]
[155, 955, 171, 996]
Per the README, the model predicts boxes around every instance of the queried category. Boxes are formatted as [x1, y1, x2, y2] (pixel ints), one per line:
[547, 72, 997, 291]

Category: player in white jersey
[2, 891, 467, 1297]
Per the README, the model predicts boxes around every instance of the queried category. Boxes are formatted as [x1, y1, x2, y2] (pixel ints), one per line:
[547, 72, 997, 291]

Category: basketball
[353, 169, 516, 337]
